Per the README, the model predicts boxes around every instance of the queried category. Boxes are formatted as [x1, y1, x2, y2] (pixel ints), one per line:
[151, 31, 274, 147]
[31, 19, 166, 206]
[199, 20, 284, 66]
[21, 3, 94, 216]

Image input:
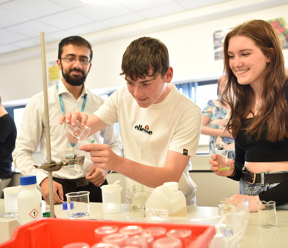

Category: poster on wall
[213, 17, 288, 60]
[213, 28, 232, 60]
[267, 18, 288, 49]
[48, 61, 60, 87]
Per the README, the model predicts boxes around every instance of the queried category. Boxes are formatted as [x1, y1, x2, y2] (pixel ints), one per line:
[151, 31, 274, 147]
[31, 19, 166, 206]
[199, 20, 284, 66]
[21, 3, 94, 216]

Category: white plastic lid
[163, 182, 178, 191]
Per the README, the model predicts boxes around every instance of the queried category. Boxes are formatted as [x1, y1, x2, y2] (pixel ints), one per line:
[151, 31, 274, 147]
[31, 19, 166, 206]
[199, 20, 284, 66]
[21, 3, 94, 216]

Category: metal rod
[40, 32, 55, 218]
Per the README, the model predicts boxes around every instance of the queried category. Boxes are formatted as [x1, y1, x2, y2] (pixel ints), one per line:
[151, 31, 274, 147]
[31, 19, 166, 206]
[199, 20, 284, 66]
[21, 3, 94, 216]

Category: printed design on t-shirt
[183, 149, 188, 155]
[135, 124, 153, 135]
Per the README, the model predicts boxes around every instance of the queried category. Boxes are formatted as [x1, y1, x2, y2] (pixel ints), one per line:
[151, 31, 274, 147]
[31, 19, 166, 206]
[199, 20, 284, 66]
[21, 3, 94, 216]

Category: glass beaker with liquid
[214, 145, 231, 171]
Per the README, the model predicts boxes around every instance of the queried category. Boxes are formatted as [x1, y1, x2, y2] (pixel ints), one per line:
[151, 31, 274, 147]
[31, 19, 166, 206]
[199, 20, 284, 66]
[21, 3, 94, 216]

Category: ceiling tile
[38, 10, 93, 29]
[68, 22, 108, 35]
[178, 0, 230, 10]
[6, 20, 59, 37]
[101, 13, 145, 28]
[44, 30, 77, 43]
[0, 44, 20, 54]
[0, 9, 29, 28]
[73, 2, 131, 21]
[0, 29, 28, 43]
[1, 0, 65, 19]
[138, 2, 185, 19]
[117, 0, 176, 11]
[10, 38, 41, 49]
[49, 0, 86, 9]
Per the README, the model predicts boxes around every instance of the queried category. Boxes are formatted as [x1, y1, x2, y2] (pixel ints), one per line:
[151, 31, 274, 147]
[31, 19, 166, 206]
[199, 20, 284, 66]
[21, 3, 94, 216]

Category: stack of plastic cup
[62, 242, 90, 248]
[119, 225, 143, 237]
[95, 225, 119, 244]
[152, 237, 182, 248]
[166, 229, 192, 247]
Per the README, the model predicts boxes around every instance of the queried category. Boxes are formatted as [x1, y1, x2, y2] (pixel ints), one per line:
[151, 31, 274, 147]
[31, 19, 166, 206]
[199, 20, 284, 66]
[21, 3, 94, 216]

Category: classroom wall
[1, 1, 288, 103]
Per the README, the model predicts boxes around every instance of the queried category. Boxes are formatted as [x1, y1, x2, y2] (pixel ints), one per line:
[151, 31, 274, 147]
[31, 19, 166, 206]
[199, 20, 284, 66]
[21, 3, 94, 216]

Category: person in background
[60, 36, 202, 206]
[201, 75, 235, 159]
[209, 19, 288, 211]
[13, 36, 122, 204]
[0, 96, 17, 198]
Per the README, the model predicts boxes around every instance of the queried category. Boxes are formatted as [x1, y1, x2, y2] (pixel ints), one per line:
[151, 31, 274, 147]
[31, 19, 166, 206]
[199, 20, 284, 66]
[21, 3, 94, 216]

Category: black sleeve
[259, 177, 288, 206]
[227, 142, 245, 181]
[234, 141, 245, 165]
[227, 161, 243, 181]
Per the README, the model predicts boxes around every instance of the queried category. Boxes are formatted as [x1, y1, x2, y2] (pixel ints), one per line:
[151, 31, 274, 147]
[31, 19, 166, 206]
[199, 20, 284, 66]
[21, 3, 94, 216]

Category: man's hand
[40, 178, 64, 204]
[86, 166, 108, 187]
[59, 111, 89, 127]
[80, 143, 121, 172]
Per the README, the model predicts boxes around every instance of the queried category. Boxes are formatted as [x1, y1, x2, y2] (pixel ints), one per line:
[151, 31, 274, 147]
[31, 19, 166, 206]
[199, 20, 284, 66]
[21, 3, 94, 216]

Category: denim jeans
[239, 170, 288, 210]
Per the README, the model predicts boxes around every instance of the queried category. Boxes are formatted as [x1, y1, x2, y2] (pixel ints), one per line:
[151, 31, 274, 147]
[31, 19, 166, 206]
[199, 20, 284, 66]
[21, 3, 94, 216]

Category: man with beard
[13, 36, 122, 204]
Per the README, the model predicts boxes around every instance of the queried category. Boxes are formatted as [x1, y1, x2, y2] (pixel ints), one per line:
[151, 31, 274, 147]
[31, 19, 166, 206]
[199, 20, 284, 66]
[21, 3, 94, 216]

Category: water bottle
[17, 175, 42, 225]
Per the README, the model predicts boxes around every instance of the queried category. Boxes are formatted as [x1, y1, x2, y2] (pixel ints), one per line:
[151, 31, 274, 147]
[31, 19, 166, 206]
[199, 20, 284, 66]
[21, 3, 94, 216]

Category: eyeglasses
[61, 56, 91, 65]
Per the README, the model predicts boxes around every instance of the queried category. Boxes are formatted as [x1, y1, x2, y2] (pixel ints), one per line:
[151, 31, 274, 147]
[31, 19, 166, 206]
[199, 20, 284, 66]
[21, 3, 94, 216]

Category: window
[175, 80, 218, 154]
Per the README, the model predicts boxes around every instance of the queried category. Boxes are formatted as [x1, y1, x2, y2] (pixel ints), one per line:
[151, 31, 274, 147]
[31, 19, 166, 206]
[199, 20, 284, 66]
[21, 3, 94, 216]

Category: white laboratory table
[1, 200, 288, 247]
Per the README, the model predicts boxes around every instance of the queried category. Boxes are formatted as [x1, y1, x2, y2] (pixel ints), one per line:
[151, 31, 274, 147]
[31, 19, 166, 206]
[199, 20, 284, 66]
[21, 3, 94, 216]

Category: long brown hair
[222, 19, 288, 141]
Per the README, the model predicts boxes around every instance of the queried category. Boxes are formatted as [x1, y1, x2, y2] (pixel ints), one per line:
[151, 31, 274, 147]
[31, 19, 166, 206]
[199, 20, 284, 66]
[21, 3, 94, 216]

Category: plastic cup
[219, 197, 237, 214]
[66, 191, 90, 219]
[152, 237, 182, 248]
[62, 242, 90, 248]
[257, 201, 277, 228]
[101, 184, 122, 214]
[3, 186, 21, 213]
[64, 120, 91, 142]
[166, 229, 192, 247]
[91, 243, 119, 248]
[125, 235, 148, 248]
[143, 227, 166, 240]
[214, 147, 231, 171]
[102, 233, 129, 246]
[119, 225, 143, 236]
[95, 225, 119, 243]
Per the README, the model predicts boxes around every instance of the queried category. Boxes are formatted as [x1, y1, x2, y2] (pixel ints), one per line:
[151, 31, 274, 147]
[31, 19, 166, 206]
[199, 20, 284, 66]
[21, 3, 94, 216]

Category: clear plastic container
[62, 242, 90, 248]
[102, 233, 129, 246]
[119, 225, 143, 236]
[95, 225, 119, 243]
[143, 227, 166, 240]
[3, 186, 21, 213]
[166, 229, 192, 247]
[152, 237, 182, 248]
[101, 184, 122, 214]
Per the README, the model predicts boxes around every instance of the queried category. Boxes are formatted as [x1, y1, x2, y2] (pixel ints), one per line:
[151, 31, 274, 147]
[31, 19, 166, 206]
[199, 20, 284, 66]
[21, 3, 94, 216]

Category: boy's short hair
[120, 37, 170, 81]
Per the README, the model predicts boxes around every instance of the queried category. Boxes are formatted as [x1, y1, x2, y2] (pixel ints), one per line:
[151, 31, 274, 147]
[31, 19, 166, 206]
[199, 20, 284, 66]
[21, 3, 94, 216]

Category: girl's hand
[209, 154, 234, 177]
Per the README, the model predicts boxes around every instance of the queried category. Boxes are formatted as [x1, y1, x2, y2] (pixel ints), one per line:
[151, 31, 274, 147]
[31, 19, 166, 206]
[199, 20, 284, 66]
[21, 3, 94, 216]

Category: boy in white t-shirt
[60, 37, 202, 205]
